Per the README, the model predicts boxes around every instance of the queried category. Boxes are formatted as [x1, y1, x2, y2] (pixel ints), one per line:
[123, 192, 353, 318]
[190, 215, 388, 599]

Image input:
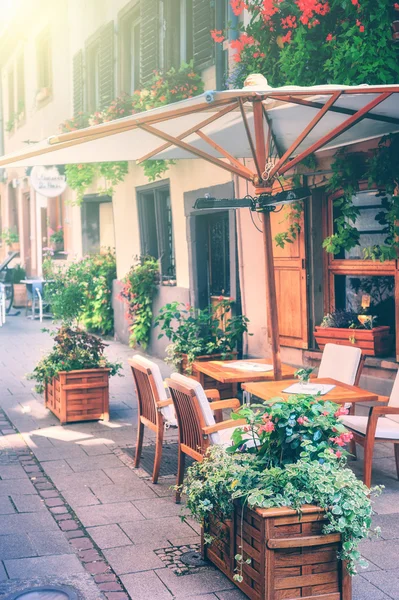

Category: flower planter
[180, 352, 238, 399]
[13, 283, 27, 307]
[45, 368, 110, 425]
[314, 325, 393, 357]
[202, 503, 351, 600]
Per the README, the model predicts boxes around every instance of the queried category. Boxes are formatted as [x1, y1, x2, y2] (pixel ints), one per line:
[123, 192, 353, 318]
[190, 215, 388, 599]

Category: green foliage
[294, 367, 314, 383]
[45, 251, 116, 335]
[142, 159, 175, 182]
[64, 162, 129, 205]
[11, 264, 26, 284]
[28, 326, 121, 394]
[119, 257, 159, 349]
[155, 299, 250, 371]
[1, 228, 19, 246]
[183, 447, 380, 575]
[274, 202, 303, 248]
[49, 226, 64, 246]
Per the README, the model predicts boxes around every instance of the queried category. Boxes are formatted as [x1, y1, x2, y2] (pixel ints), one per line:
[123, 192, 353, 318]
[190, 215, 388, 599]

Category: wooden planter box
[314, 325, 393, 357]
[45, 368, 110, 425]
[13, 283, 27, 308]
[180, 352, 237, 399]
[203, 503, 351, 600]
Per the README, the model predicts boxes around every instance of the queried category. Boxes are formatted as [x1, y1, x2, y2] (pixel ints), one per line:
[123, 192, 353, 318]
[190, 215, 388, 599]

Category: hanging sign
[30, 165, 67, 198]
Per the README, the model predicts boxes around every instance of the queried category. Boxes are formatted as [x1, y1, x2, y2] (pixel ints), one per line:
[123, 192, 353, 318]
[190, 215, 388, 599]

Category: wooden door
[270, 204, 309, 348]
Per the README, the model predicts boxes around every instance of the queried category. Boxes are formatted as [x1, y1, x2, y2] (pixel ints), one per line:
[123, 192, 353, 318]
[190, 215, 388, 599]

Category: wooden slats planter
[314, 326, 393, 357]
[202, 504, 351, 600]
[180, 352, 237, 399]
[45, 368, 110, 425]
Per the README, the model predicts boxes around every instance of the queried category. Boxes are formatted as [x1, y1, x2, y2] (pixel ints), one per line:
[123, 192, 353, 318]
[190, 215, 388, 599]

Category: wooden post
[253, 100, 282, 380]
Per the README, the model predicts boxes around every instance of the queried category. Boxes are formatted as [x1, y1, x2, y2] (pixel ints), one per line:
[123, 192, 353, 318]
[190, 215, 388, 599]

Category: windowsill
[36, 94, 53, 111]
[304, 348, 398, 370]
[160, 280, 177, 287]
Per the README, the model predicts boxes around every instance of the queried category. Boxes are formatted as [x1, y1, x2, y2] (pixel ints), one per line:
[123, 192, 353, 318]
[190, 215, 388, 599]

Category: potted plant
[1, 228, 20, 252]
[314, 310, 393, 357]
[155, 298, 250, 395]
[49, 226, 64, 253]
[28, 326, 121, 424]
[294, 366, 314, 387]
[11, 264, 27, 307]
[183, 396, 380, 600]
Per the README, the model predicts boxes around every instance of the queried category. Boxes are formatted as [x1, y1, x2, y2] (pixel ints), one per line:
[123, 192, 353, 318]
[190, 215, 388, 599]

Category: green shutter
[193, 0, 215, 72]
[140, 0, 159, 85]
[72, 50, 84, 116]
[164, 0, 180, 71]
[99, 21, 115, 109]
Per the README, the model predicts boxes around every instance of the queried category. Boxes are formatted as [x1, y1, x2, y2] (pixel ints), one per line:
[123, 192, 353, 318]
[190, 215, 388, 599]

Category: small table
[21, 279, 53, 320]
[242, 377, 379, 405]
[193, 358, 297, 398]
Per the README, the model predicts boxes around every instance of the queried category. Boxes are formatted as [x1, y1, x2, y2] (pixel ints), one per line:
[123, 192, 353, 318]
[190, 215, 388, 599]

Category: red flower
[281, 30, 292, 44]
[297, 416, 305, 425]
[259, 421, 275, 433]
[395, 2, 399, 9]
[211, 29, 225, 43]
[159, 95, 167, 102]
[230, 0, 247, 16]
[326, 33, 333, 41]
[359, 25, 365, 32]
[335, 450, 343, 459]
[351, 0, 359, 5]
[334, 406, 349, 417]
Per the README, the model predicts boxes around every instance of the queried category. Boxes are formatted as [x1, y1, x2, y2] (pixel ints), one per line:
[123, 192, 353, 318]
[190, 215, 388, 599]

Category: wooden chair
[129, 355, 177, 484]
[167, 373, 246, 503]
[341, 369, 399, 487]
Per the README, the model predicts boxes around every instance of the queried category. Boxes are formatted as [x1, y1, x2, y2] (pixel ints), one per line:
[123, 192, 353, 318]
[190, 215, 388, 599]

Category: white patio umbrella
[2, 81, 399, 377]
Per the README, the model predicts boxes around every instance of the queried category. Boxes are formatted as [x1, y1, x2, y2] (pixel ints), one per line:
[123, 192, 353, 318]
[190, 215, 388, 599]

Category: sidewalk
[0, 315, 398, 599]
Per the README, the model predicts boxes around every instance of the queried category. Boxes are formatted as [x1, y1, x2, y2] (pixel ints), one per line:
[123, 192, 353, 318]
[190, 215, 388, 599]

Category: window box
[314, 325, 393, 357]
[45, 368, 110, 425]
[203, 503, 351, 600]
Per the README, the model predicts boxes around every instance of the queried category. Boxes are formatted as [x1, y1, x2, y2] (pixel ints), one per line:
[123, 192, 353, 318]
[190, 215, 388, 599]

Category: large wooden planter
[314, 325, 393, 357]
[202, 503, 351, 600]
[180, 352, 237, 399]
[13, 283, 27, 307]
[45, 369, 110, 425]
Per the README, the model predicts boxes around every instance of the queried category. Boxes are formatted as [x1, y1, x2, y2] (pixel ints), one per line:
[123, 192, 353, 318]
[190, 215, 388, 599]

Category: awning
[1, 84, 399, 187]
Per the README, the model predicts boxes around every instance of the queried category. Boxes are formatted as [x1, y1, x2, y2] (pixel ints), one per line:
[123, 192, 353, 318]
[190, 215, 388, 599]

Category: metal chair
[167, 373, 246, 503]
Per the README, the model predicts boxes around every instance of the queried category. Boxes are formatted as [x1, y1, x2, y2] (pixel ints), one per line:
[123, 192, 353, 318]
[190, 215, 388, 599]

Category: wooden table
[242, 377, 379, 405]
[193, 359, 297, 398]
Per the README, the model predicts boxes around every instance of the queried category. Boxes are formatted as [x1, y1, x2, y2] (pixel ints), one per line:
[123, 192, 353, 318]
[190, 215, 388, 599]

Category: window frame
[36, 29, 53, 105]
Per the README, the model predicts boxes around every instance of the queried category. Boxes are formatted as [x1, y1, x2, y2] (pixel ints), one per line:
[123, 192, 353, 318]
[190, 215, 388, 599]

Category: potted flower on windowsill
[155, 298, 250, 395]
[314, 310, 393, 357]
[49, 225, 64, 254]
[1, 228, 20, 252]
[182, 395, 380, 600]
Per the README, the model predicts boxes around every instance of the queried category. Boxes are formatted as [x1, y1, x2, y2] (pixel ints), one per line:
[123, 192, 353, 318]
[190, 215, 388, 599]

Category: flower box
[13, 283, 27, 307]
[45, 368, 110, 425]
[314, 325, 393, 357]
[202, 503, 351, 600]
[180, 352, 238, 399]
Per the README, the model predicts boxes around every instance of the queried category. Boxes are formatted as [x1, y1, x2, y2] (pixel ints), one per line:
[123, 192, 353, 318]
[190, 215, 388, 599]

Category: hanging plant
[64, 162, 129, 205]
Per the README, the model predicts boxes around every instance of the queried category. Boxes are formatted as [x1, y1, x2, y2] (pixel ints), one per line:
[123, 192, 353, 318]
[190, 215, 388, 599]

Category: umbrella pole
[253, 100, 282, 380]
[261, 210, 282, 380]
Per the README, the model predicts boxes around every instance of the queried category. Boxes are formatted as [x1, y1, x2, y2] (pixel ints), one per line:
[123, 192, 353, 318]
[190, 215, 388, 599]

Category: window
[120, 7, 141, 94]
[162, 0, 193, 71]
[16, 53, 25, 117]
[36, 30, 52, 91]
[208, 212, 230, 296]
[137, 185, 176, 281]
[81, 195, 115, 255]
[86, 39, 101, 113]
[215, 0, 229, 89]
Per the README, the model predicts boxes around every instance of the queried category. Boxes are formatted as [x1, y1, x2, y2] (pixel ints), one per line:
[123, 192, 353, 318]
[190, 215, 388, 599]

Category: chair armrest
[209, 399, 241, 411]
[203, 418, 247, 435]
[376, 395, 389, 404]
[205, 389, 220, 401]
[369, 405, 399, 416]
[157, 399, 173, 408]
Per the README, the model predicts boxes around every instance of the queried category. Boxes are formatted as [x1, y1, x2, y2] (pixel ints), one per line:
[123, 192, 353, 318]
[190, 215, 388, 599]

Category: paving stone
[79, 549, 101, 562]
[0, 512, 58, 534]
[27, 530, 73, 556]
[104, 545, 165, 575]
[352, 574, 392, 600]
[38, 489, 60, 498]
[361, 569, 399, 599]
[99, 582, 123, 592]
[121, 570, 173, 599]
[0, 496, 16, 515]
[74, 502, 144, 527]
[65, 529, 85, 539]
[120, 516, 197, 545]
[62, 486, 100, 508]
[0, 479, 37, 496]
[133, 497, 185, 519]
[215, 590, 248, 600]
[59, 519, 80, 531]
[44, 496, 64, 507]
[4, 553, 85, 578]
[86, 524, 132, 549]
[90, 482, 157, 503]
[70, 537, 94, 551]
[156, 568, 235, 597]
[49, 505, 69, 515]
[371, 513, 399, 539]
[360, 539, 399, 570]
[0, 465, 28, 479]
[0, 534, 37, 560]
[50, 470, 114, 490]
[41, 459, 74, 477]
[54, 513, 71, 522]
[94, 573, 117, 583]
[85, 560, 110, 575]
[11, 495, 46, 513]
[372, 492, 399, 515]
[66, 454, 123, 472]
[105, 593, 129, 600]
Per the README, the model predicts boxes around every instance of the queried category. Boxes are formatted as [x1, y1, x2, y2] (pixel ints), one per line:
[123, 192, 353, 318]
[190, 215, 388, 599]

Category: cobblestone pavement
[0, 315, 399, 599]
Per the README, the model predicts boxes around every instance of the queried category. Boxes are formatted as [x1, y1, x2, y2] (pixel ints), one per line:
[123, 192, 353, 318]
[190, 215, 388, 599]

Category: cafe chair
[129, 355, 177, 484]
[340, 369, 399, 488]
[318, 343, 365, 387]
[167, 373, 246, 503]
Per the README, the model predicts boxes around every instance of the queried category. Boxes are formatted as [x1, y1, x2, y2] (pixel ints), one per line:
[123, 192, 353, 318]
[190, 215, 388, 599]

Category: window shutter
[140, 0, 159, 85]
[193, 0, 215, 72]
[99, 21, 115, 110]
[164, 0, 180, 71]
[72, 50, 84, 116]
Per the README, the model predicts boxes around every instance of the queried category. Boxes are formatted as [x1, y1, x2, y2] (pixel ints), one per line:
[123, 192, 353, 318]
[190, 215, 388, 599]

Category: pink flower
[322, 410, 329, 416]
[211, 29, 225, 43]
[334, 407, 349, 417]
[335, 450, 343, 459]
[262, 421, 275, 433]
[326, 33, 333, 42]
[297, 417, 305, 425]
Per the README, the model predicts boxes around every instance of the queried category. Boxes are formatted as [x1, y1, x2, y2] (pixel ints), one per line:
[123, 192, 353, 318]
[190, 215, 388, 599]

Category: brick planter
[202, 503, 351, 600]
[45, 368, 110, 425]
[314, 325, 393, 357]
[181, 352, 238, 399]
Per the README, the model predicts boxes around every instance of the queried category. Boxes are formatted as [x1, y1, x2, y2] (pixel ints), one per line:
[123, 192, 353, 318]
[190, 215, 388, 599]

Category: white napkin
[282, 383, 336, 396]
[222, 362, 274, 372]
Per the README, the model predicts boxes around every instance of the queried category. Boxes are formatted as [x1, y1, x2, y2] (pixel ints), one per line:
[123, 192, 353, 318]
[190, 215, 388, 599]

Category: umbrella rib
[262, 105, 282, 159]
[278, 92, 393, 176]
[268, 91, 342, 180]
[238, 98, 263, 182]
[136, 101, 240, 163]
[269, 94, 399, 126]
[137, 122, 255, 182]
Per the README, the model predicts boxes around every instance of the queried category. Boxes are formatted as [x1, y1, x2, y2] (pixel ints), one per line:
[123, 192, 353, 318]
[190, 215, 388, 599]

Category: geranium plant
[155, 298, 250, 371]
[119, 256, 160, 349]
[28, 326, 121, 394]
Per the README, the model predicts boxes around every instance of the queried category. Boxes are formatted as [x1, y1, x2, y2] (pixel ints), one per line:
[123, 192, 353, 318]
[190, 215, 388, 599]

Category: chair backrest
[387, 369, 399, 423]
[129, 355, 177, 427]
[168, 373, 220, 456]
[318, 343, 363, 385]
